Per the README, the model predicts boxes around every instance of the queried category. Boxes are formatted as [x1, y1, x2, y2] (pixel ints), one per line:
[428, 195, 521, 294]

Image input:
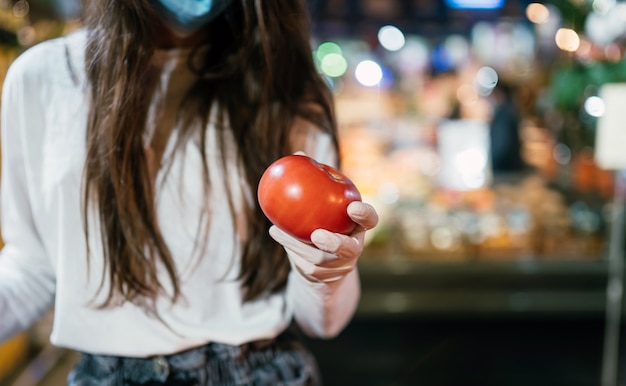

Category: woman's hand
[269, 201, 379, 282]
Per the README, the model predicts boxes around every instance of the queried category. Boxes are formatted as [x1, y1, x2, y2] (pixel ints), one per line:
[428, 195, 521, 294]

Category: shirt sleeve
[287, 266, 360, 338]
[0, 53, 56, 343]
[286, 119, 360, 338]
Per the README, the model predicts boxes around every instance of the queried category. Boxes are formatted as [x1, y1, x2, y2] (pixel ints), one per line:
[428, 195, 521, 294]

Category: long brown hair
[80, 0, 338, 311]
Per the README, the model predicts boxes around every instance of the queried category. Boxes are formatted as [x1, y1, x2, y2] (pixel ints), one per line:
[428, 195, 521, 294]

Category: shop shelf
[356, 257, 611, 318]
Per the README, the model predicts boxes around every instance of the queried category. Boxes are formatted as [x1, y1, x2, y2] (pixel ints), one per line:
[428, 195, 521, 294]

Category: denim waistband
[69, 330, 303, 385]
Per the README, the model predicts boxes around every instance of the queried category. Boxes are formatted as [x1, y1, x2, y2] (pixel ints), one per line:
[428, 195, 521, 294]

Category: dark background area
[303, 316, 606, 386]
[297, 259, 621, 386]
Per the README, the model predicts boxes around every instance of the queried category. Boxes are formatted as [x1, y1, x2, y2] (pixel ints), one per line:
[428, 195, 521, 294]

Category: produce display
[335, 98, 611, 263]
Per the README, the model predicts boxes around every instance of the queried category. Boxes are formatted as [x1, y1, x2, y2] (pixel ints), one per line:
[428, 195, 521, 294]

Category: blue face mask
[151, 0, 233, 35]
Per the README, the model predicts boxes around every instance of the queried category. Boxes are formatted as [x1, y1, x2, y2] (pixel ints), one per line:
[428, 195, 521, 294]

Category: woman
[0, 0, 378, 384]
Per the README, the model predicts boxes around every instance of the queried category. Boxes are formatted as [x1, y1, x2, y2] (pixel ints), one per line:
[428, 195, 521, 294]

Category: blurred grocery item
[0, 333, 28, 383]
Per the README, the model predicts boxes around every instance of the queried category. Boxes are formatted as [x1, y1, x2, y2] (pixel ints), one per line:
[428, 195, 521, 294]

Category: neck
[154, 21, 209, 49]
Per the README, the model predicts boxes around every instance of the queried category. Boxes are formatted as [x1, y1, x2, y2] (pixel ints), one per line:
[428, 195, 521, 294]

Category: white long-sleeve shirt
[0, 29, 360, 357]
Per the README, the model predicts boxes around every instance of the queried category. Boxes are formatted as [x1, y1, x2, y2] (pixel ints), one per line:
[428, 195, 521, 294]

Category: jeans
[66, 330, 321, 386]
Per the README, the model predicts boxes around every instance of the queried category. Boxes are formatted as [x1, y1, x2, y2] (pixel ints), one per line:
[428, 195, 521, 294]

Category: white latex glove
[269, 201, 379, 282]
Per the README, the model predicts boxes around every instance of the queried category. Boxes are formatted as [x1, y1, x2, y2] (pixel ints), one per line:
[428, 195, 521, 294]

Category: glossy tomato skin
[258, 155, 362, 243]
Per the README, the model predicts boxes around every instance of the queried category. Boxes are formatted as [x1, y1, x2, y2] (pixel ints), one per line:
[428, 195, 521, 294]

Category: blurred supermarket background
[3, 0, 626, 385]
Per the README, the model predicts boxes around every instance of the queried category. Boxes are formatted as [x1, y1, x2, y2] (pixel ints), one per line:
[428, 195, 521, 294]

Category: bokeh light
[553, 143, 572, 165]
[555, 28, 580, 52]
[457, 84, 479, 104]
[592, 0, 616, 14]
[526, 3, 550, 24]
[584, 96, 605, 117]
[474, 66, 498, 96]
[444, 35, 470, 67]
[316, 41, 342, 62]
[355, 60, 383, 87]
[378, 25, 405, 51]
[320, 53, 348, 77]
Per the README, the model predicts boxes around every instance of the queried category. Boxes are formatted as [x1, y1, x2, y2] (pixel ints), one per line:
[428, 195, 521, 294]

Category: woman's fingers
[310, 229, 362, 263]
[347, 201, 379, 231]
[269, 200, 378, 268]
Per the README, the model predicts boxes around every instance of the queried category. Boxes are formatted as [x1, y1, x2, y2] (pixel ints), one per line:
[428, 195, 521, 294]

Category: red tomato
[258, 154, 362, 243]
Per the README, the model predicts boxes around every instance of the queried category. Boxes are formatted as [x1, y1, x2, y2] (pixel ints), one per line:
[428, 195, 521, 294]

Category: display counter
[356, 257, 609, 318]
